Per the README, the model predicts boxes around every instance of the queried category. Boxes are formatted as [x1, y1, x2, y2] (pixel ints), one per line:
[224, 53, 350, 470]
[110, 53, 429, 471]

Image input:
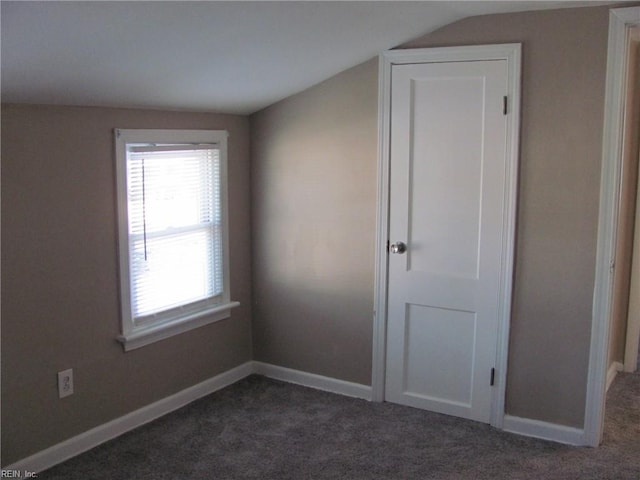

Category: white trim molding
[117, 301, 240, 351]
[253, 362, 373, 400]
[371, 53, 392, 403]
[503, 415, 586, 446]
[373, 43, 521, 428]
[4, 362, 254, 474]
[113, 128, 236, 352]
[585, 5, 640, 448]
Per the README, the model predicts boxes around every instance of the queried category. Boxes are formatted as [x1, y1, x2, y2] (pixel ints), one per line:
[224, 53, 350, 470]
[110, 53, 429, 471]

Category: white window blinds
[126, 144, 223, 320]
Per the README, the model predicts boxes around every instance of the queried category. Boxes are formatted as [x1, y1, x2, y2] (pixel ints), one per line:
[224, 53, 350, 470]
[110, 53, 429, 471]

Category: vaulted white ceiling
[1, 1, 612, 115]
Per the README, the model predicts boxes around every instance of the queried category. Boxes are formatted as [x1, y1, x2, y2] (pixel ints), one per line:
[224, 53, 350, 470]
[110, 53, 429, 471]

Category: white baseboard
[502, 414, 586, 446]
[5, 361, 254, 474]
[252, 361, 372, 400]
[606, 361, 624, 391]
[5, 361, 372, 473]
[12, 360, 589, 473]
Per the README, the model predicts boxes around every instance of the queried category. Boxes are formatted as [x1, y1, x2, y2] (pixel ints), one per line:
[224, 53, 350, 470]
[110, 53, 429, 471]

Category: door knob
[390, 242, 407, 254]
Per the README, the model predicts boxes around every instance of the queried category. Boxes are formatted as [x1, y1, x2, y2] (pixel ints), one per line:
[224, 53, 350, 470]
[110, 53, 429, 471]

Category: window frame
[114, 129, 239, 351]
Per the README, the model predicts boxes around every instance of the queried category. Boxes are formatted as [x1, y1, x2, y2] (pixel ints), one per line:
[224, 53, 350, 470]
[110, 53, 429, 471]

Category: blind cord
[142, 159, 148, 261]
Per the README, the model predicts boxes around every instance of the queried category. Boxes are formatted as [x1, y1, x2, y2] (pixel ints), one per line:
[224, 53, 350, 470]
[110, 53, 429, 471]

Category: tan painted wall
[250, 59, 378, 385]
[251, 5, 610, 427]
[1, 104, 253, 464]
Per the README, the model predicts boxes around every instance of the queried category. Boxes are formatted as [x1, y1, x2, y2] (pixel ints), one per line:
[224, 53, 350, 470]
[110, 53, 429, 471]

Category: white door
[384, 58, 510, 423]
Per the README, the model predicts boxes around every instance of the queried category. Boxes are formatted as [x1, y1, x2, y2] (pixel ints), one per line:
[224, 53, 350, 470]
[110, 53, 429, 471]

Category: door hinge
[503, 96, 508, 115]
[490, 368, 496, 386]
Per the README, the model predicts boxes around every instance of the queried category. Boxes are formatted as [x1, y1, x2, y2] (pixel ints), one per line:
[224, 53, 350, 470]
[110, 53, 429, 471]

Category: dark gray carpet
[39, 372, 640, 479]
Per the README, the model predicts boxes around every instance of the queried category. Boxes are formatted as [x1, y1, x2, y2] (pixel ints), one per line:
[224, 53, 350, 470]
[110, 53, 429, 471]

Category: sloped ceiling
[1, 1, 613, 114]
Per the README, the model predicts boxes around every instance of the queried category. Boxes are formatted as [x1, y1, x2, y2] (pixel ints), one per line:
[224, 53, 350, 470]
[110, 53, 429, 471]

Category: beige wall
[1, 104, 253, 464]
[251, 5, 610, 427]
[250, 59, 378, 385]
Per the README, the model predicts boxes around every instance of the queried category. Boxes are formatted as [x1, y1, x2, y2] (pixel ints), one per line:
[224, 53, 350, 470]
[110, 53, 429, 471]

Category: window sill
[117, 301, 240, 352]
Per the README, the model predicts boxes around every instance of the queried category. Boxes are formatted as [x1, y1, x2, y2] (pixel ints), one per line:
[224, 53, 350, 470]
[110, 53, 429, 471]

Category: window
[115, 129, 239, 351]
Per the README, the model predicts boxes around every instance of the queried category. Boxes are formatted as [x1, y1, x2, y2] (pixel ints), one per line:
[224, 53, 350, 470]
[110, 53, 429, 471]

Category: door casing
[372, 44, 522, 429]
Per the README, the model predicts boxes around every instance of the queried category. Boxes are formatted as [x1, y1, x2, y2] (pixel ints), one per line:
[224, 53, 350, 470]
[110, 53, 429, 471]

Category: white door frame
[585, 5, 640, 447]
[372, 44, 521, 428]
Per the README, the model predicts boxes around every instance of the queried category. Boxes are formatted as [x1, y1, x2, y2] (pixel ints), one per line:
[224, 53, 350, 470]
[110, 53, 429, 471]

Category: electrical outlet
[58, 369, 74, 398]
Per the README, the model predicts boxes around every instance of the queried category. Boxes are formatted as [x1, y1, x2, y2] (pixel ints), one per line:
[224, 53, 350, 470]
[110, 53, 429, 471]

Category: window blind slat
[129, 144, 218, 153]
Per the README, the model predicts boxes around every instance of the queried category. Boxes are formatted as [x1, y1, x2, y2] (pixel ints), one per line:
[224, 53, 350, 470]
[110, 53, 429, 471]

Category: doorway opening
[587, 6, 640, 448]
[608, 26, 640, 382]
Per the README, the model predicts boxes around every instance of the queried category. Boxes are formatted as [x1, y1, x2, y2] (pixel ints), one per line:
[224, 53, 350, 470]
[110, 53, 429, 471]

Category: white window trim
[114, 129, 239, 351]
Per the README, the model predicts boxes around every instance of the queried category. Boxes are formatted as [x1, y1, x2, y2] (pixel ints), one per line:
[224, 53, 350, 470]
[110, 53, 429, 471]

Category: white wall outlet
[58, 369, 74, 398]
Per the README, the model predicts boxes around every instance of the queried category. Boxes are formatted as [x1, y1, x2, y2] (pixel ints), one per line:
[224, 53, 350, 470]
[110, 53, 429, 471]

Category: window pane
[127, 150, 217, 235]
[131, 228, 218, 317]
[125, 146, 223, 319]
